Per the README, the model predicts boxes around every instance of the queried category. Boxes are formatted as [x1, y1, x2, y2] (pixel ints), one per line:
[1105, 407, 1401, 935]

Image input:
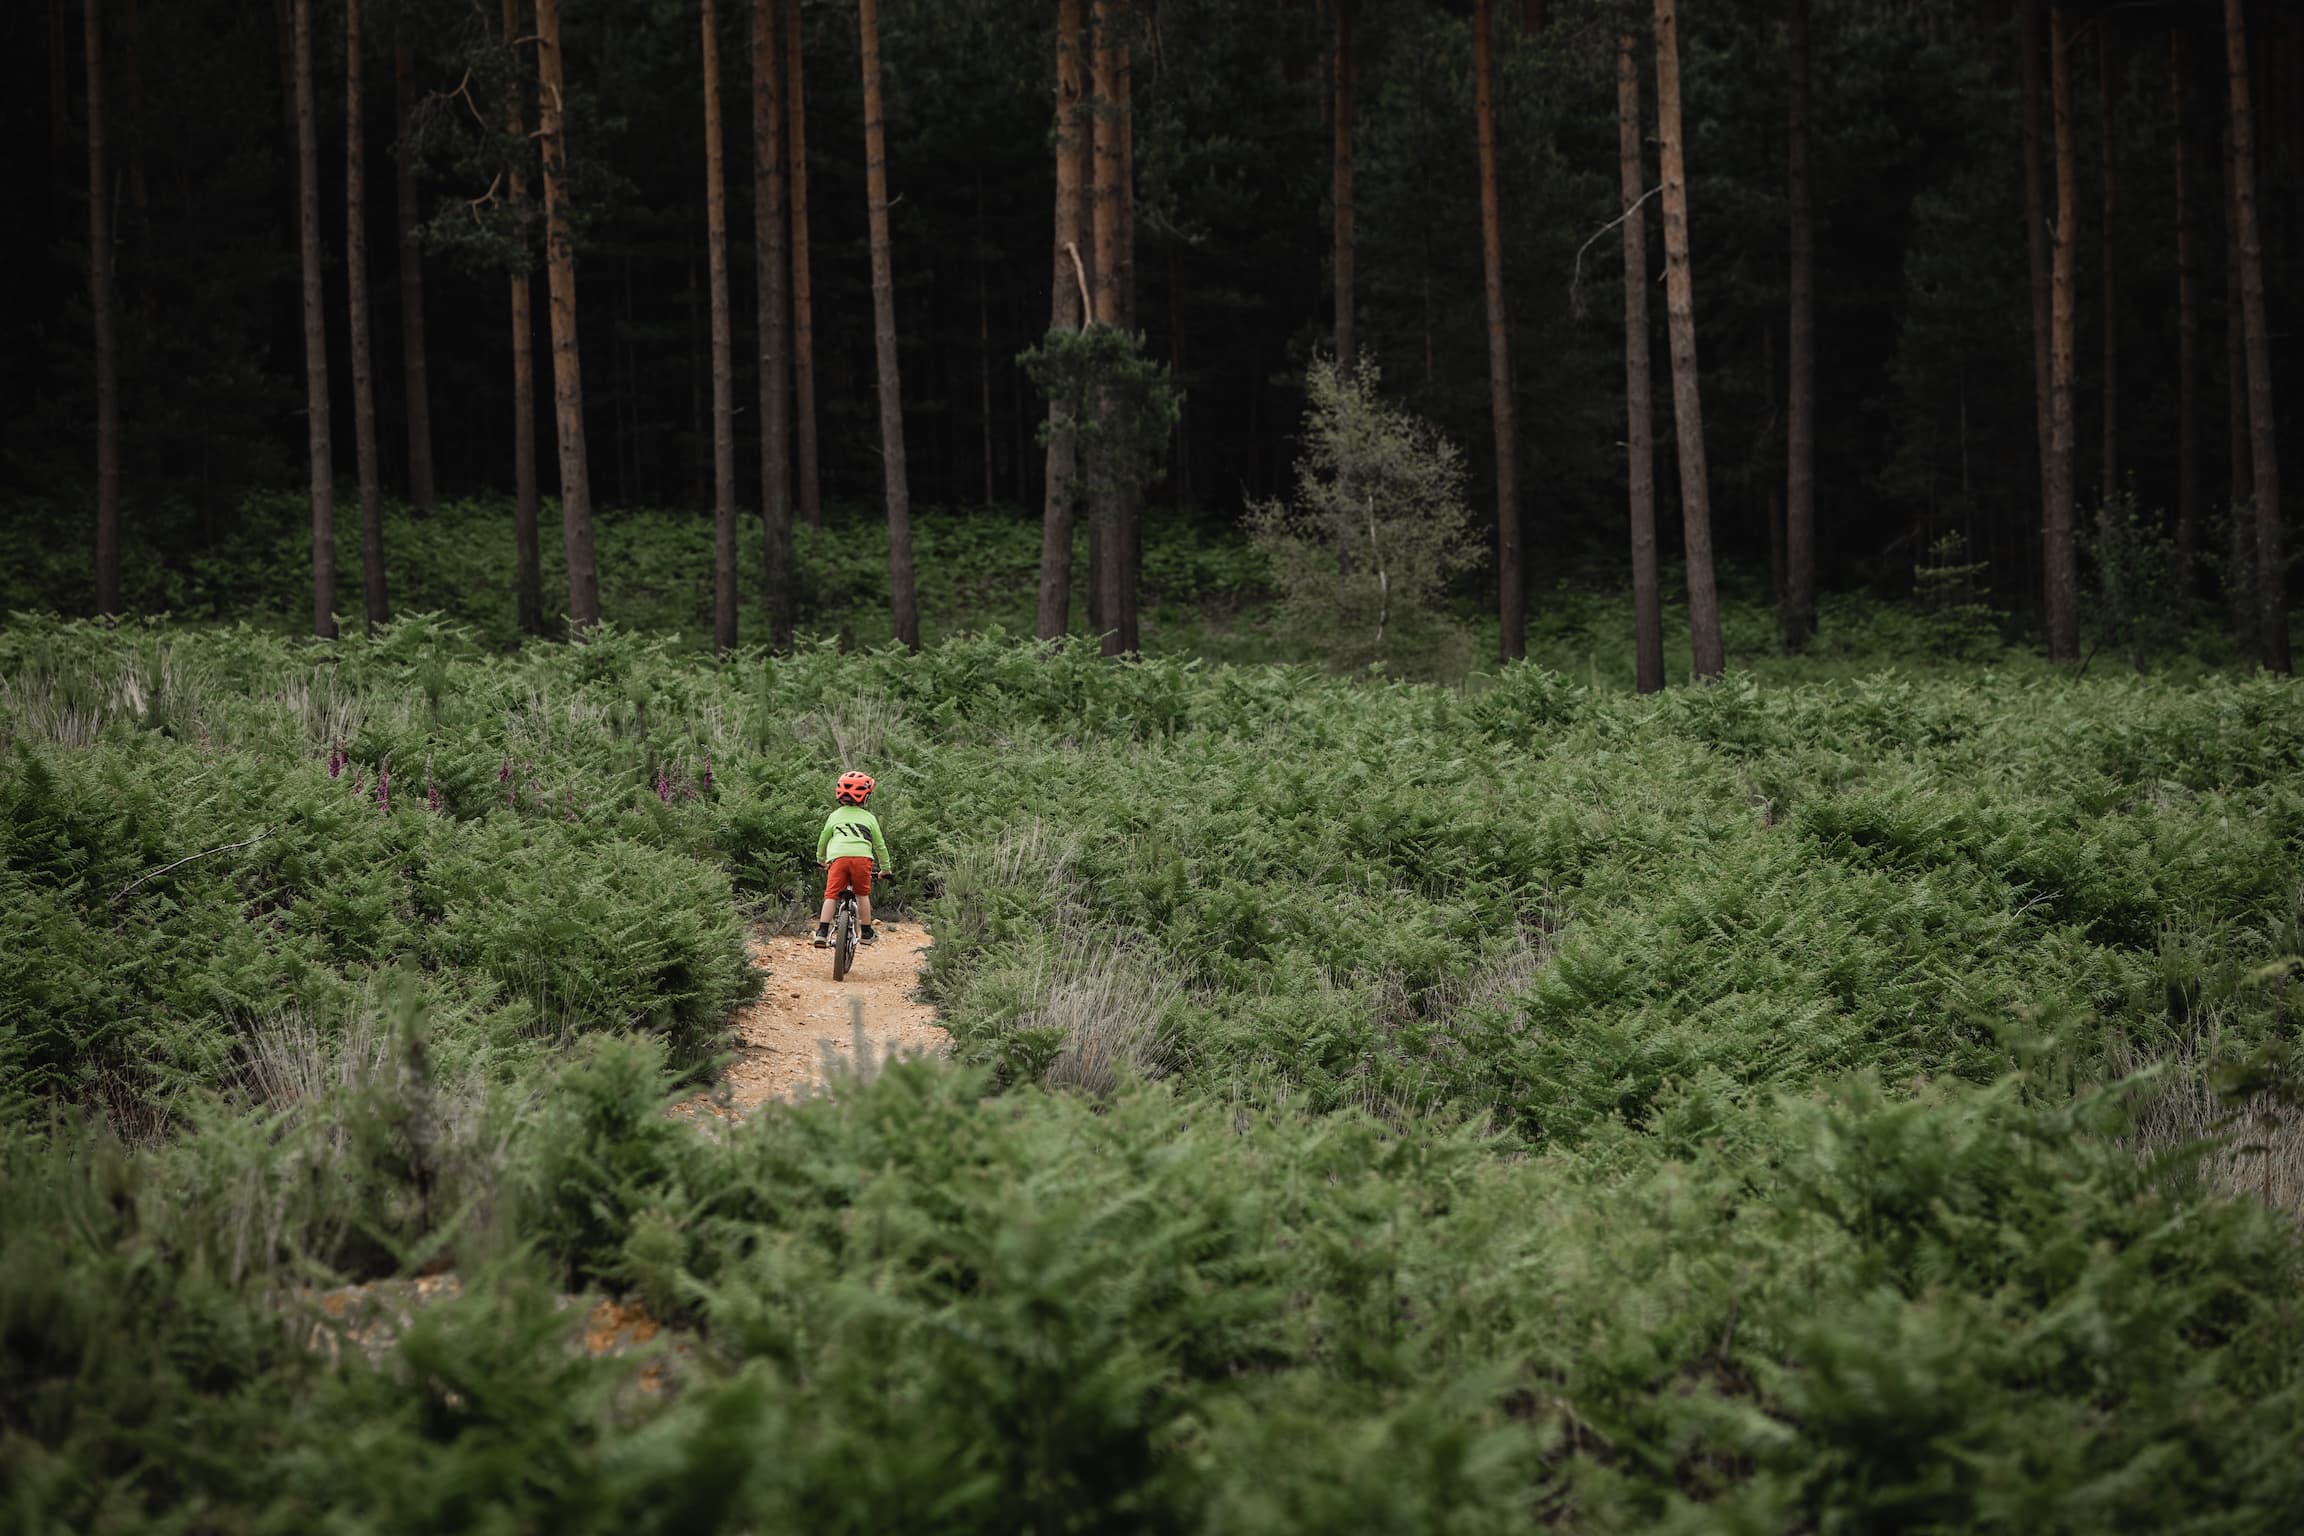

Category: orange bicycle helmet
[836, 771, 876, 805]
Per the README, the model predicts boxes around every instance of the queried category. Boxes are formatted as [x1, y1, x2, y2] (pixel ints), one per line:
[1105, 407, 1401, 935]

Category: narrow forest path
[696, 923, 948, 1114]
[301, 927, 942, 1368]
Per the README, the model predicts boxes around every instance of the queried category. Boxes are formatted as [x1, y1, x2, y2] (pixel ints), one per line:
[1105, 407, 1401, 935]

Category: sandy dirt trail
[699, 923, 948, 1112]
[301, 924, 942, 1364]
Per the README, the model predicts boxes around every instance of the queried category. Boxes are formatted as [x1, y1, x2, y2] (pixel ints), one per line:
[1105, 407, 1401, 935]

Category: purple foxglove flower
[328, 742, 345, 779]
[427, 778, 441, 813]
[700, 754, 713, 794]
[376, 761, 390, 813]
[351, 770, 365, 797]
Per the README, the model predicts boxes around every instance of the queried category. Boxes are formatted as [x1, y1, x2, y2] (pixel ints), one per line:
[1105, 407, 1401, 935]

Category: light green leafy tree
[1249, 358, 1481, 675]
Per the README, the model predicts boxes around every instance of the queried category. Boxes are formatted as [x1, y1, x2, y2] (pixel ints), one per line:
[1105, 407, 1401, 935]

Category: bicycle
[825, 864, 882, 982]
[829, 885, 861, 981]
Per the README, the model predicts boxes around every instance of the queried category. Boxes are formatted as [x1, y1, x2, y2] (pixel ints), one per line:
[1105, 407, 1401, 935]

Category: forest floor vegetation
[8, 487, 2267, 681]
[3, 615, 2302, 1530]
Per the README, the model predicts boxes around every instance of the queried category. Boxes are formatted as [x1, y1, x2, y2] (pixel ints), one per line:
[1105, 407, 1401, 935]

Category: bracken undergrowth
[3, 615, 2302, 1532]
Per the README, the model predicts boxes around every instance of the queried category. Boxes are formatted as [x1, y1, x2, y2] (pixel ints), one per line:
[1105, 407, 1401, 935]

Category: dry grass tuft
[0, 646, 204, 747]
[1453, 911, 1561, 1017]
[1033, 937, 1180, 1096]
[2122, 1068, 2304, 1217]
[2108, 999, 2304, 1218]
[979, 818, 1081, 893]
[795, 693, 907, 768]
[243, 1004, 392, 1112]
[281, 669, 367, 754]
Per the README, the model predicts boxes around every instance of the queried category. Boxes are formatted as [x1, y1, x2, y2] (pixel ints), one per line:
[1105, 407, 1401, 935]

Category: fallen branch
[113, 828, 275, 904]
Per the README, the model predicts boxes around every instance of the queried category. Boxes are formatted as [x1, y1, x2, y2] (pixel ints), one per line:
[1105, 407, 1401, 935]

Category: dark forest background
[4, 0, 2300, 653]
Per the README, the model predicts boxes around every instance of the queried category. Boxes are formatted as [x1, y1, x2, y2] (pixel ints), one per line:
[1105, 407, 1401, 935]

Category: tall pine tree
[858, 0, 918, 650]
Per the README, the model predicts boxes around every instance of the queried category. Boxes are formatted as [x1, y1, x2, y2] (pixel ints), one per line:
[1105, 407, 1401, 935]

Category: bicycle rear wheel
[832, 895, 857, 981]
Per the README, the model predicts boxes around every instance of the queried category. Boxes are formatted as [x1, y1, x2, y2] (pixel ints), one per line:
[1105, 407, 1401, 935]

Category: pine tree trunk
[347, 0, 388, 634]
[2098, 35, 2118, 502]
[394, 40, 436, 513]
[1074, 68, 1098, 306]
[536, 0, 600, 632]
[1114, 22, 1140, 655]
[1474, 0, 1524, 662]
[1654, 0, 1723, 679]
[752, 0, 795, 647]
[2019, 0, 2053, 576]
[1038, 0, 1087, 641]
[1782, 0, 1816, 653]
[2044, 2, 2080, 660]
[2173, 30, 2200, 592]
[703, 0, 738, 654]
[86, 0, 122, 617]
[2224, 0, 2289, 671]
[1333, 0, 1355, 374]
[1091, 2, 1122, 331]
[1079, 57, 1104, 639]
[292, 0, 336, 638]
[505, 0, 543, 636]
[1619, 33, 1663, 695]
[1089, 0, 1126, 653]
[783, 0, 821, 528]
[858, 0, 918, 652]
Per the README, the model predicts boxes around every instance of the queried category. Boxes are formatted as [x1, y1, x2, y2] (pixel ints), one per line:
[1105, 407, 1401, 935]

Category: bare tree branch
[112, 828, 276, 904]
[1570, 184, 1661, 318]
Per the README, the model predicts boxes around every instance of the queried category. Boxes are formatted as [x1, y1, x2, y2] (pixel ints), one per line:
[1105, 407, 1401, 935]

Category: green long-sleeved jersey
[816, 805, 891, 866]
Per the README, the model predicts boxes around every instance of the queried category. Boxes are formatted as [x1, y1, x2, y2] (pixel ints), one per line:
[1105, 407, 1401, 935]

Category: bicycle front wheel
[832, 899, 856, 981]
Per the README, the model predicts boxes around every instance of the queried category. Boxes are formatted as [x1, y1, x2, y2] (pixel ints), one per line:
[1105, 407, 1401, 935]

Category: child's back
[815, 771, 890, 945]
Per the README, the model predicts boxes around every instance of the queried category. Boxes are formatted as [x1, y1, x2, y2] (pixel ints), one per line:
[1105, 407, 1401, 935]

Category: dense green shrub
[8, 1052, 2302, 1532]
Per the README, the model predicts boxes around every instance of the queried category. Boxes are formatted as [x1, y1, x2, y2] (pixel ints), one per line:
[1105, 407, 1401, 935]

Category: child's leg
[858, 895, 873, 926]
[816, 862, 843, 939]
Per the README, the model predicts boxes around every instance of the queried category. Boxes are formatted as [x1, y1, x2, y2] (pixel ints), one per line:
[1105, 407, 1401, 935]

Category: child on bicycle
[814, 770, 892, 948]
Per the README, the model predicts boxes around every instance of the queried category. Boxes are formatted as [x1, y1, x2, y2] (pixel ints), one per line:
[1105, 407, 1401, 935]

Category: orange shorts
[823, 855, 874, 900]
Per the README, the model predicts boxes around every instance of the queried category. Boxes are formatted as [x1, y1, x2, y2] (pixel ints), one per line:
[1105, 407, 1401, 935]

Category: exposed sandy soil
[301, 1278, 682, 1391]
[684, 922, 948, 1116]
